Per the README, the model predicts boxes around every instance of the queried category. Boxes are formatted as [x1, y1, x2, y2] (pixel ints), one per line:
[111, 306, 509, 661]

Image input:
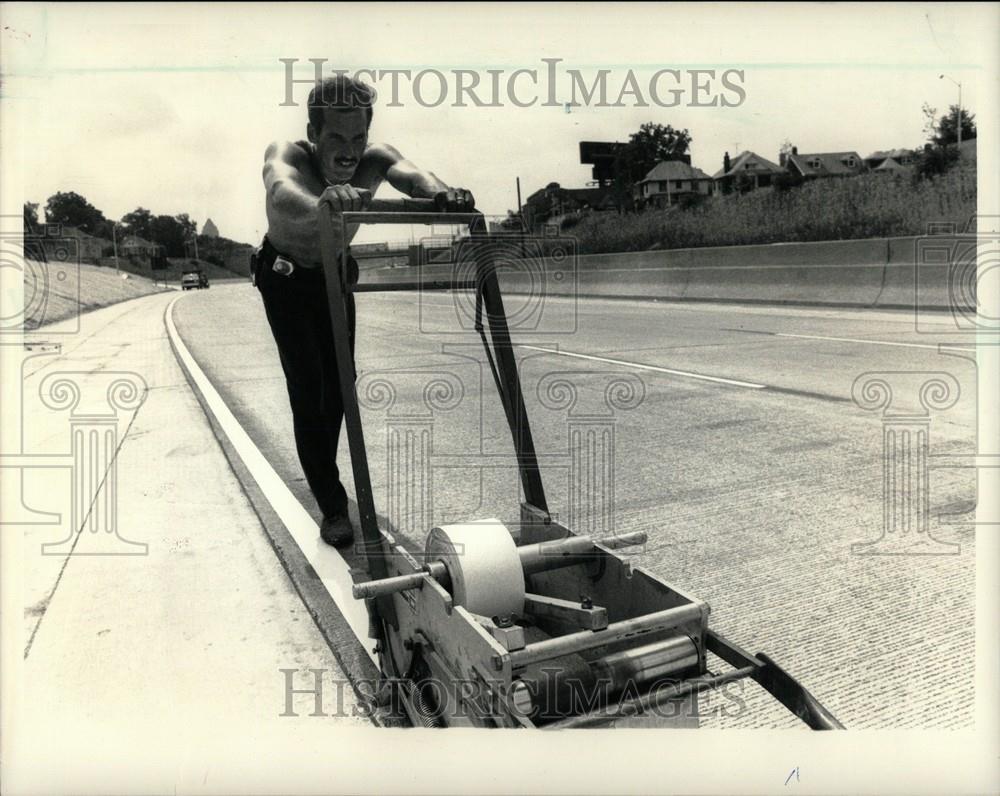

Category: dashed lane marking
[774, 332, 975, 352]
[516, 344, 767, 389]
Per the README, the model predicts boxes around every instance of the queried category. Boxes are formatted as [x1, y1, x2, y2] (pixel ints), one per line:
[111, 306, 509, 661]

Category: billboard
[579, 141, 623, 185]
[579, 141, 623, 164]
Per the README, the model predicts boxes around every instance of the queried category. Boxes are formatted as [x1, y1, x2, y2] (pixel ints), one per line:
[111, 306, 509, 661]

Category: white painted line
[165, 297, 377, 664]
[774, 332, 975, 353]
[517, 344, 766, 389]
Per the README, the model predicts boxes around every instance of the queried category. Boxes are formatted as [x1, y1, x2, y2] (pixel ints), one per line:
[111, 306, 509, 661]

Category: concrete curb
[163, 296, 403, 727]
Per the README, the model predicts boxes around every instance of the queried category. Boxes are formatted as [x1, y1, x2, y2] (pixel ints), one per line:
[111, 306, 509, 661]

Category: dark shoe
[320, 513, 355, 548]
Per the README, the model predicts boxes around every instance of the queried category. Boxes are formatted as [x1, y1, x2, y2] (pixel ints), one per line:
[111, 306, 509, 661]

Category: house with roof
[635, 159, 714, 208]
[522, 182, 618, 230]
[864, 148, 918, 176]
[783, 148, 867, 179]
[201, 218, 220, 238]
[865, 148, 918, 170]
[713, 151, 785, 192]
[120, 235, 163, 257]
[42, 225, 108, 264]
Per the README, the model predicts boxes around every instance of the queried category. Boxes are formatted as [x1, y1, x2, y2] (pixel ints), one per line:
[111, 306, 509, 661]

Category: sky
[2, 2, 995, 246]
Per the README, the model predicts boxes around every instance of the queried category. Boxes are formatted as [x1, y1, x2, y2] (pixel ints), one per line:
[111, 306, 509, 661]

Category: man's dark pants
[255, 239, 357, 520]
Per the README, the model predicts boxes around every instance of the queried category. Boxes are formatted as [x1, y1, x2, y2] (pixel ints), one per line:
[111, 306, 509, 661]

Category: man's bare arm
[263, 141, 474, 268]
[371, 144, 475, 210]
[263, 141, 334, 267]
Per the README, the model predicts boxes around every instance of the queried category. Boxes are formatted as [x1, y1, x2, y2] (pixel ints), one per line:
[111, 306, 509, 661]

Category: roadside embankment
[23, 259, 169, 329]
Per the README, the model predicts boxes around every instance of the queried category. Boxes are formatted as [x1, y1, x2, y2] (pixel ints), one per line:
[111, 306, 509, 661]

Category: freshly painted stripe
[517, 344, 766, 389]
[165, 297, 377, 663]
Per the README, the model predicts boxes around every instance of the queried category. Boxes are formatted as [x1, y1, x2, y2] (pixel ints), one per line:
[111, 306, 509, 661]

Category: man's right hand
[318, 185, 373, 213]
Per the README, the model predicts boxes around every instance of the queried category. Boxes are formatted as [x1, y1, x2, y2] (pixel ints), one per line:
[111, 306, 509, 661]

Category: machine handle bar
[317, 194, 477, 215]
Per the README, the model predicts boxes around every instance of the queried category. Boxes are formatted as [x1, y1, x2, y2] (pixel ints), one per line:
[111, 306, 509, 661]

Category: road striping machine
[316, 197, 843, 730]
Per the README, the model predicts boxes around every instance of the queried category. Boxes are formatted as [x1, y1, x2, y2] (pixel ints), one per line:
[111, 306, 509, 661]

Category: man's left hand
[433, 188, 476, 212]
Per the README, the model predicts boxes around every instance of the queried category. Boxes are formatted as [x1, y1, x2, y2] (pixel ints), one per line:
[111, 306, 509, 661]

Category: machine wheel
[375, 617, 446, 727]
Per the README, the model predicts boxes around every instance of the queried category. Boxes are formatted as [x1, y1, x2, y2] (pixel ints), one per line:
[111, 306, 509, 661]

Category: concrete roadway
[173, 283, 979, 729]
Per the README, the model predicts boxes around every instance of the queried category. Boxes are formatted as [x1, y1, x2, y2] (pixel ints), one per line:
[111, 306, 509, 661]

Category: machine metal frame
[316, 196, 843, 729]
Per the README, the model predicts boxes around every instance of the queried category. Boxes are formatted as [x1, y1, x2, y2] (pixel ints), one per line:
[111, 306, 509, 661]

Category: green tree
[931, 104, 976, 146]
[612, 122, 693, 210]
[44, 191, 111, 237]
[149, 215, 190, 257]
[621, 122, 692, 174]
[921, 102, 938, 140]
[916, 104, 976, 180]
[23, 202, 40, 230]
[120, 207, 154, 240]
[915, 144, 960, 179]
[22, 202, 44, 260]
[175, 213, 197, 239]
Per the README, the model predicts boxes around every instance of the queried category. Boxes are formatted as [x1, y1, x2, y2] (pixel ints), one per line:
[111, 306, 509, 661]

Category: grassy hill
[194, 234, 255, 277]
[23, 259, 168, 330]
[95, 256, 245, 285]
[566, 162, 976, 255]
[86, 232, 255, 282]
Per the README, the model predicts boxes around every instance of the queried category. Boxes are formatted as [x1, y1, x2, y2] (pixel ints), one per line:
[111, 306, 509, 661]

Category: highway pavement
[172, 281, 979, 729]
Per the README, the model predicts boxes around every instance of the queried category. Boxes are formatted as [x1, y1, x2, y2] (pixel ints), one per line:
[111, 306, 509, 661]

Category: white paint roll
[424, 519, 525, 618]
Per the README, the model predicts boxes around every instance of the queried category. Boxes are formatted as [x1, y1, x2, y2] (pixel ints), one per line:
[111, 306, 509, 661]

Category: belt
[258, 237, 357, 284]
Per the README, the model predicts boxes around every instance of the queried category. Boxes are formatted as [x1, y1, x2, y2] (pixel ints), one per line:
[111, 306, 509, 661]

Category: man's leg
[313, 287, 357, 525]
[258, 273, 349, 525]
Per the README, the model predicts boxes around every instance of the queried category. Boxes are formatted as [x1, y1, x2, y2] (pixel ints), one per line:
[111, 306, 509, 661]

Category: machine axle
[352, 530, 647, 601]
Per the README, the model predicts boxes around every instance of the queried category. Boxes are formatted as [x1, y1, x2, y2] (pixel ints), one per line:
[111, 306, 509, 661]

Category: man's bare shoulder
[361, 142, 405, 169]
[264, 139, 312, 168]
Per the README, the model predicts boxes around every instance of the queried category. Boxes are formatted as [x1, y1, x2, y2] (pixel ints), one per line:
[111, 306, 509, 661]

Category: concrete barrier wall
[361, 235, 963, 311]
[877, 235, 959, 311]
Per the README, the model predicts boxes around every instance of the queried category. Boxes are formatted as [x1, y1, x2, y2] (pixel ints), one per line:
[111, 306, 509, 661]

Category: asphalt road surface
[173, 282, 978, 729]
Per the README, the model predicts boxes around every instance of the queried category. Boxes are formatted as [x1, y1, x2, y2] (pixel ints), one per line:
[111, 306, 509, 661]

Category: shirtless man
[258, 74, 474, 547]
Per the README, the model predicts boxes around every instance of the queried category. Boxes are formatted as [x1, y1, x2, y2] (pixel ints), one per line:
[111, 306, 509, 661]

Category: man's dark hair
[308, 75, 374, 130]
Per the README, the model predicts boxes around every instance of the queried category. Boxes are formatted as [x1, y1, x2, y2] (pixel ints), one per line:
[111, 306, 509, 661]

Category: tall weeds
[568, 169, 977, 254]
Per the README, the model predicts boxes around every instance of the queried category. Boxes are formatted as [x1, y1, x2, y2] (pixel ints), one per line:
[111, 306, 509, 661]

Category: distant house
[871, 158, 914, 176]
[784, 149, 867, 179]
[120, 235, 165, 258]
[635, 160, 714, 208]
[492, 214, 529, 234]
[713, 151, 784, 191]
[522, 182, 617, 230]
[350, 241, 410, 270]
[563, 186, 618, 212]
[201, 218, 219, 238]
[42, 225, 107, 263]
[865, 148, 918, 171]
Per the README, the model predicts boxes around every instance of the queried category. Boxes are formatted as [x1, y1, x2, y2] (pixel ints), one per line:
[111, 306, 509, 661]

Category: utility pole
[516, 176, 525, 258]
[112, 223, 120, 273]
[957, 82, 962, 148]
